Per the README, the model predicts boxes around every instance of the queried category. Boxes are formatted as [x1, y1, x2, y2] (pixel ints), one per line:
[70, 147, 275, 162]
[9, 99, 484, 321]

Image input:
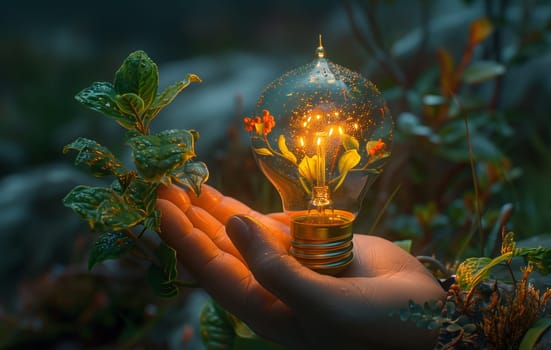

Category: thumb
[226, 215, 330, 311]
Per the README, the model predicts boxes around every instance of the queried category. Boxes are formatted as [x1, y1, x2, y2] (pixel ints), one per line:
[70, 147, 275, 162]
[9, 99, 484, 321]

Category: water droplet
[105, 102, 111, 107]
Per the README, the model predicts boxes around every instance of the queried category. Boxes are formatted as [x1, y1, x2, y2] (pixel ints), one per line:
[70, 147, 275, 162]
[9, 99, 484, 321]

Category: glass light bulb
[245, 37, 393, 275]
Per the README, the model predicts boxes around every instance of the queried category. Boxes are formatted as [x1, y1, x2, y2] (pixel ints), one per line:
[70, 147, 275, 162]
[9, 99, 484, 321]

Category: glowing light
[246, 36, 393, 275]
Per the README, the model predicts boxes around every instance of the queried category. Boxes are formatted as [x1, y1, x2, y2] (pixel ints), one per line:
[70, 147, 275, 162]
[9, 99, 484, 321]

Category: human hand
[156, 184, 446, 350]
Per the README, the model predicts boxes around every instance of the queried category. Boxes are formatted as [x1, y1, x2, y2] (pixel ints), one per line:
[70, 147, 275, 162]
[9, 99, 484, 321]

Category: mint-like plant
[63, 50, 207, 297]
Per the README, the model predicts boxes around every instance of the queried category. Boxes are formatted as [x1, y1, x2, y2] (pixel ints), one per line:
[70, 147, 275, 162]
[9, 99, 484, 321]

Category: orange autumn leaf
[469, 17, 494, 47]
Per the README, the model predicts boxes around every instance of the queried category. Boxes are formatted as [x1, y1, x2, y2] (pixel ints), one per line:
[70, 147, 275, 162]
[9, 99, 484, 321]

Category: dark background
[1, 0, 550, 348]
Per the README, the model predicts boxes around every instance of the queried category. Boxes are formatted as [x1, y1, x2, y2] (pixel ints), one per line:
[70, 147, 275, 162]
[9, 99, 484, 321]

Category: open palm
[156, 184, 445, 350]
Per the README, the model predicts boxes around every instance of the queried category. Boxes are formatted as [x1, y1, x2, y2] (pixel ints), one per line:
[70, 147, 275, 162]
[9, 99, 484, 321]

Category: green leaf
[144, 209, 161, 232]
[462, 323, 477, 334]
[516, 247, 551, 275]
[63, 185, 113, 225]
[446, 323, 463, 333]
[88, 231, 135, 270]
[127, 129, 197, 181]
[462, 60, 506, 84]
[158, 241, 178, 281]
[338, 149, 361, 174]
[298, 154, 319, 185]
[252, 147, 274, 156]
[94, 194, 146, 232]
[278, 135, 297, 164]
[397, 112, 434, 137]
[519, 317, 551, 350]
[393, 239, 413, 253]
[124, 177, 158, 215]
[445, 301, 456, 317]
[333, 149, 361, 190]
[74, 82, 136, 129]
[171, 160, 209, 196]
[501, 231, 516, 255]
[399, 309, 410, 322]
[63, 137, 125, 177]
[200, 300, 235, 349]
[145, 74, 202, 122]
[115, 92, 145, 117]
[114, 50, 159, 110]
[455, 257, 492, 290]
[147, 264, 179, 298]
[422, 94, 447, 107]
[63, 185, 146, 232]
[366, 140, 390, 164]
[147, 242, 179, 297]
[341, 134, 359, 151]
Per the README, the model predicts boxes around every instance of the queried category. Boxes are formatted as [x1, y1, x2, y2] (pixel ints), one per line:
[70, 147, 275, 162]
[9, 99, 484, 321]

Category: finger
[186, 205, 244, 261]
[191, 184, 291, 245]
[266, 212, 290, 225]
[226, 215, 337, 313]
[157, 184, 191, 213]
[156, 199, 299, 342]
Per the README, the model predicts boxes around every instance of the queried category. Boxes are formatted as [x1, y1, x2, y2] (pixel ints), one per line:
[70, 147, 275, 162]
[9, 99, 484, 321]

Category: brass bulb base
[290, 211, 354, 275]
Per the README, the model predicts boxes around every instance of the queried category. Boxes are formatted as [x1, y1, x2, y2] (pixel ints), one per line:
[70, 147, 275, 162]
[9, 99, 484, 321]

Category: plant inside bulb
[245, 38, 393, 275]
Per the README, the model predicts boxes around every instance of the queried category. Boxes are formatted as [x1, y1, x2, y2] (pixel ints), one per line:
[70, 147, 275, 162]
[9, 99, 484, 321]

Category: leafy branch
[64, 50, 207, 297]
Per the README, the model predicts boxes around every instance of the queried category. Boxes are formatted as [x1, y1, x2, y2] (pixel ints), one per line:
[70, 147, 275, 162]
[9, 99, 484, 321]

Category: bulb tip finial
[315, 34, 325, 58]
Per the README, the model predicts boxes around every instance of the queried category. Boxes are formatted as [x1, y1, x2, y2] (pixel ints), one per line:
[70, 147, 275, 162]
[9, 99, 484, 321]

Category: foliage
[381, 14, 521, 262]
[245, 109, 389, 195]
[63, 50, 206, 297]
[395, 230, 551, 349]
[200, 299, 285, 350]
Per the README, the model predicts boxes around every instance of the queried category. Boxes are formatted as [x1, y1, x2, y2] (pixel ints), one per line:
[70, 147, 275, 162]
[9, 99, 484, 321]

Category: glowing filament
[315, 133, 327, 188]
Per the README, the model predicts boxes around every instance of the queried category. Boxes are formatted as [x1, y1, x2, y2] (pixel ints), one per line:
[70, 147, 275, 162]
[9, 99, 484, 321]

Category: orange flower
[243, 116, 260, 132]
[243, 110, 276, 135]
[368, 138, 386, 156]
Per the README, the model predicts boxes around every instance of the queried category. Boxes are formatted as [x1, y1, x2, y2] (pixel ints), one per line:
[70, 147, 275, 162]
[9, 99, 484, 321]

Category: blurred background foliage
[0, 0, 550, 348]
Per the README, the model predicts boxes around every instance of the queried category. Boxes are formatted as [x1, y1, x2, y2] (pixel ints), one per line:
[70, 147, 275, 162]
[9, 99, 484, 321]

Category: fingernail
[226, 215, 252, 245]
[226, 215, 251, 240]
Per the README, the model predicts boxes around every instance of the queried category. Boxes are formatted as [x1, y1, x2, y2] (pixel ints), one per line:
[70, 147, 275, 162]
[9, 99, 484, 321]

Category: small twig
[342, 0, 408, 90]
[137, 225, 148, 239]
[442, 327, 465, 350]
[417, 255, 450, 276]
[173, 280, 199, 288]
[124, 228, 161, 267]
[505, 261, 518, 286]
[368, 182, 401, 235]
[452, 95, 484, 256]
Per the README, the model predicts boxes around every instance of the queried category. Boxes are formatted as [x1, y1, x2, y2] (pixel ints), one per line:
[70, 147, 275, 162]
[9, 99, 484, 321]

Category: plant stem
[123, 228, 161, 267]
[461, 110, 484, 256]
[368, 182, 401, 235]
[173, 280, 199, 288]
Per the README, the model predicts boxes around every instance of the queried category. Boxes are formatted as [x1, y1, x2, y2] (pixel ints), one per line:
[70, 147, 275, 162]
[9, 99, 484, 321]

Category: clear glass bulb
[245, 37, 393, 275]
